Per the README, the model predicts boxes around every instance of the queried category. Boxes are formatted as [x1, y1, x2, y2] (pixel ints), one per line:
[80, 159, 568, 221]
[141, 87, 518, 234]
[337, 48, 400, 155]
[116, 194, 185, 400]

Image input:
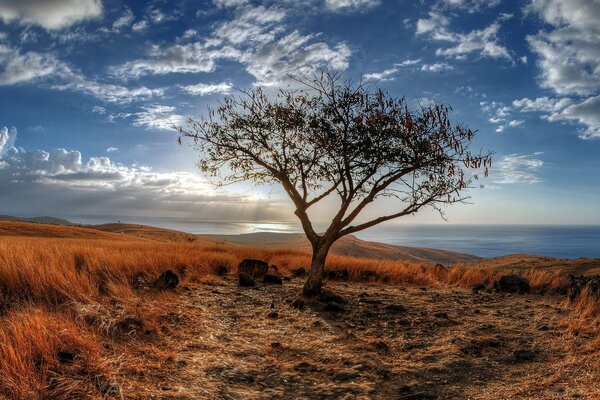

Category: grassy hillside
[0, 221, 598, 399]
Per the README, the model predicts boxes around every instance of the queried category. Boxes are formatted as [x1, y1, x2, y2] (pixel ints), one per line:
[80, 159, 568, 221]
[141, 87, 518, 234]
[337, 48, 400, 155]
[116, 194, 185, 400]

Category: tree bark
[302, 240, 332, 296]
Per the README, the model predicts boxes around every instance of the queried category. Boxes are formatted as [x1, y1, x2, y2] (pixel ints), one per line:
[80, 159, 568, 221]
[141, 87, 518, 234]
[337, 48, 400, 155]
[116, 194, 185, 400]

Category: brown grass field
[0, 221, 599, 399]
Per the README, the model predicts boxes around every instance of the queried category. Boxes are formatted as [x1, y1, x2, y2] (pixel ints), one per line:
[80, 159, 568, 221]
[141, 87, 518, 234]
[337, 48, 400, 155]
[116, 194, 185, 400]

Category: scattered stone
[239, 273, 256, 287]
[271, 342, 281, 349]
[373, 340, 390, 352]
[324, 269, 349, 281]
[153, 270, 179, 290]
[538, 324, 551, 331]
[333, 371, 359, 381]
[512, 349, 536, 362]
[384, 304, 407, 313]
[324, 302, 346, 312]
[267, 311, 279, 319]
[238, 259, 269, 279]
[291, 299, 305, 310]
[211, 264, 229, 276]
[57, 351, 76, 364]
[318, 290, 346, 304]
[294, 362, 319, 372]
[472, 283, 486, 293]
[420, 287, 428, 291]
[290, 267, 306, 277]
[433, 312, 449, 319]
[263, 274, 283, 285]
[494, 275, 530, 294]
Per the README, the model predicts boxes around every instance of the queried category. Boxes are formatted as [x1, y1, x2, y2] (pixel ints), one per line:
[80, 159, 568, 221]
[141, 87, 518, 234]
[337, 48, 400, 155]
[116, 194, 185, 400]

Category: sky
[0, 0, 599, 227]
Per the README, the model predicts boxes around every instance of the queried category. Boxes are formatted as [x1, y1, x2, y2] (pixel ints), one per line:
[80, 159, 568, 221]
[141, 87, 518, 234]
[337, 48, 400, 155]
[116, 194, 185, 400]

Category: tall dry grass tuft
[0, 310, 113, 400]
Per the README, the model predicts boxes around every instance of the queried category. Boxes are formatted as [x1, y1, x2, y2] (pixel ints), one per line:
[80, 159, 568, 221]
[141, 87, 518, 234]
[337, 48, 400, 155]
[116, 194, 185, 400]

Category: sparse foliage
[180, 71, 492, 294]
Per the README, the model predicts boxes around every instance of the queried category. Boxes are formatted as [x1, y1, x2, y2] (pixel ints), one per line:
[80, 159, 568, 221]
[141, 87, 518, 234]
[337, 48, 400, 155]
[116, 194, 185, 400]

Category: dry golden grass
[0, 220, 599, 399]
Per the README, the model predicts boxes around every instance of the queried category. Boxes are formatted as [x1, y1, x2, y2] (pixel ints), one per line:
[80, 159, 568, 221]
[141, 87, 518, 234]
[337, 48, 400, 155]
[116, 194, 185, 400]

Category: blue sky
[0, 0, 599, 225]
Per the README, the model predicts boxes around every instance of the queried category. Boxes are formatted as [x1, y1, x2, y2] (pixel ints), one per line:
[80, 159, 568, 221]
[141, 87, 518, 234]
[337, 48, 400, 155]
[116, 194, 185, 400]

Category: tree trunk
[303, 241, 332, 296]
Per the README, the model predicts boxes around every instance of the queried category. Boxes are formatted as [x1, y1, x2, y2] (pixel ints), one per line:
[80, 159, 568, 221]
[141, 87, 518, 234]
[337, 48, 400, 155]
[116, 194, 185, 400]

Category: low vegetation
[0, 221, 598, 399]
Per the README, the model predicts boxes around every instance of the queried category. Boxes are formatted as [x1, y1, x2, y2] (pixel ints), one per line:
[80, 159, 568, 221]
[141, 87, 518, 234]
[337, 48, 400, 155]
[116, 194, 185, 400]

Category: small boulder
[384, 304, 407, 313]
[290, 267, 307, 277]
[238, 259, 269, 279]
[512, 349, 536, 362]
[324, 269, 349, 281]
[291, 299, 305, 309]
[472, 283, 486, 293]
[434, 312, 449, 319]
[267, 311, 279, 319]
[494, 275, 530, 294]
[239, 273, 256, 287]
[263, 274, 283, 285]
[212, 264, 229, 276]
[57, 351, 76, 364]
[153, 270, 179, 290]
[318, 290, 346, 304]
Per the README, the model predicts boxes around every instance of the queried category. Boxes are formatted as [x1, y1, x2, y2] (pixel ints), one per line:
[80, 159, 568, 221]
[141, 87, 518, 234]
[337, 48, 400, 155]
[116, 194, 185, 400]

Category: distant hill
[205, 232, 481, 265]
[0, 215, 74, 225]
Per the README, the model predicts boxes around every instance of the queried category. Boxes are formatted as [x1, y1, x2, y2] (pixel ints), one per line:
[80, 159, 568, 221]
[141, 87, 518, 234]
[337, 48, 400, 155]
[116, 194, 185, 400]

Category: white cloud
[417, 7, 512, 62]
[130, 105, 185, 131]
[495, 153, 544, 184]
[0, 46, 60, 85]
[363, 59, 421, 81]
[512, 96, 573, 112]
[92, 105, 106, 115]
[325, 0, 381, 12]
[113, 4, 351, 87]
[0, 0, 102, 30]
[438, 0, 501, 12]
[416, 12, 449, 36]
[181, 82, 233, 96]
[0, 126, 288, 221]
[132, 20, 148, 32]
[548, 96, 600, 139]
[421, 62, 453, 72]
[106, 147, 119, 153]
[480, 101, 523, 133]
[112, 8, 134, 31]
[213, 0, 249, 8]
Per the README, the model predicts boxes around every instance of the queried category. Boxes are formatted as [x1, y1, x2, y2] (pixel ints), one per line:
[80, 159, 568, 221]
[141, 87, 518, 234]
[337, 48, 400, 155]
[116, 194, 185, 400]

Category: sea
[75, 216, 600, 260]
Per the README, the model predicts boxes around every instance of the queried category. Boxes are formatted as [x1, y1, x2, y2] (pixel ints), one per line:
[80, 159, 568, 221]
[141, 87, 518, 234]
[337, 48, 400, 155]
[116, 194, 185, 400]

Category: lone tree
[180, 72, 491, 295]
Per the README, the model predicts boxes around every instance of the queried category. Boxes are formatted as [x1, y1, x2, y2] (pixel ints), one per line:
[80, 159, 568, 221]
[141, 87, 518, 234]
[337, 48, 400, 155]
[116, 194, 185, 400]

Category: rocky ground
[115, 278, 600, 400]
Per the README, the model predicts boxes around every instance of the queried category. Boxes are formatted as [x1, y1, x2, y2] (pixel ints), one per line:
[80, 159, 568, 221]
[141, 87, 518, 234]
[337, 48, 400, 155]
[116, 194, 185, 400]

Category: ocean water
[75, 216, 600, 259]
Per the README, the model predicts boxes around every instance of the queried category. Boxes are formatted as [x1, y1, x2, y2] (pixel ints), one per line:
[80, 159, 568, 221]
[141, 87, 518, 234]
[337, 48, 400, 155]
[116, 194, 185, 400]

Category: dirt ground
[114, 278, 600, 400]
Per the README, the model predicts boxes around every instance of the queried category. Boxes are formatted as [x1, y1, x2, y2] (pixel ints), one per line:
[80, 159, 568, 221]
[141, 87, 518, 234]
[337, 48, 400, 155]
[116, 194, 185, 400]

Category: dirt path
[117, 279, 600, 399]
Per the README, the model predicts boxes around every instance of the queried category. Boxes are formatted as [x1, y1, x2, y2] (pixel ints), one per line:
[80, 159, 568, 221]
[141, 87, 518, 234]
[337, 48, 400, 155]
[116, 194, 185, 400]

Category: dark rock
[472, 283, 486, 293]
[267, 311, 279, 319]
[153, 270, 179, 290]
[290, 267, 306, 277]
[57, 351, 76, 364]
[332, 371, 359, 381]
[494, 275, 530, 294]
[433, 312, 449, 319]
[263, 274, 283, 285]
[374, 340, 390, 352]
[360, 270, 378, 281]
[420, 287, 428, 291]
[324, 302, 346, 312]
[324, 269, 349, 281]
[512, 349, 536, 362]
[384, 304, 407, 313]
[271, 342, 281, 348]
[294, 362, 320, 372]
[239, 273, 256, 287]
[291, 299, 305, 309]
[318, 290, 346, 304]
[238, 259, 269, 279]
[212, 264, 229, 276]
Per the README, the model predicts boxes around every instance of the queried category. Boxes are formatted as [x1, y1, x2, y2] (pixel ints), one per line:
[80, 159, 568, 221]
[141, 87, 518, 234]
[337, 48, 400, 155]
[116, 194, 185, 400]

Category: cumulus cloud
[512, 97, 573, 113]
[480, 101, 523, 133]
[0, 0, 102, 30]
[0, 126, 288, 221]
[112, 4, 351, 86]
[181, 82, 233, 96]
[363, 59, 422, 81]
[420, 62, 453, 72]
[495, 153, 544, 184]
[548, 96, 600, 139]
[112, 8, 134, 31]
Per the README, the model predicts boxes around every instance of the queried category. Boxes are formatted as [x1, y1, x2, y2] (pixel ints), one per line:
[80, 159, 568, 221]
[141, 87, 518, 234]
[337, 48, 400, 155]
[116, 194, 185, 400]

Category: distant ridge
[0, 215, 74, 225]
